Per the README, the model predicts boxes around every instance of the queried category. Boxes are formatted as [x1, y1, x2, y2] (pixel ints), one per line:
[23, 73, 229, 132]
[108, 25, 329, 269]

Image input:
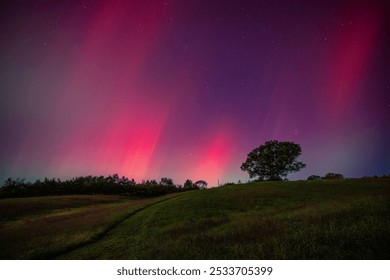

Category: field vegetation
[0, 193, 183, 259]
[1, 178, 389, 259]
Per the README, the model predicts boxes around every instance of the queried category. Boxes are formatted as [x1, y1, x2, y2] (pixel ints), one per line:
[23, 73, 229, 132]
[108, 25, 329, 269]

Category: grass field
[1, 179, 389, 259]
[0, 193, 182, 259]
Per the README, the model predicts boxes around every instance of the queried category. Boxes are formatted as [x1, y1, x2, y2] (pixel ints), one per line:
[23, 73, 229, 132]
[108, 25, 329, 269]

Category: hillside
[60, 179, 390, 259]
[1, 179, 389, 259]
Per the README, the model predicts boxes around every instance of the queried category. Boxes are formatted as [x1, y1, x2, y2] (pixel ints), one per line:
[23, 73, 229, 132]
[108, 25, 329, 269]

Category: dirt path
[50, 192, 187, 259]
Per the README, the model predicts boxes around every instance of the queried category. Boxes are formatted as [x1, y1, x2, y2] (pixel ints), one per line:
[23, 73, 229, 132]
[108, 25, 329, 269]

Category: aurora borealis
[1, 0, 389, 185]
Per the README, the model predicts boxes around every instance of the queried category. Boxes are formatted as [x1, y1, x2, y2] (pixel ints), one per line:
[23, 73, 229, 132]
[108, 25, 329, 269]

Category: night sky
[1, 0, 389, 186]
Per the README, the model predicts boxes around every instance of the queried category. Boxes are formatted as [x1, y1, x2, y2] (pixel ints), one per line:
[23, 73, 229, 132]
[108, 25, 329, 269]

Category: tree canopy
[241, 140, 306, 181]
[0, 175, 207, 198]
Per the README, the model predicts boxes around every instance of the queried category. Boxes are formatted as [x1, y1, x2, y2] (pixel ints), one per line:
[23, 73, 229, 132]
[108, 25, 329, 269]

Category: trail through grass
[59, 179, 390, 259]
[0, 193, 182, 259]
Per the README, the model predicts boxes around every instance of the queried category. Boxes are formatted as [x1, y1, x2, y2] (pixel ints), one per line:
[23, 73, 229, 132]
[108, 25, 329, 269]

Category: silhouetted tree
[183, 179, 194, 189]
[194, 180, 208, 189]
[241, 140, 306, 181]
[160, 177, 174, 186]
[323, 173, 344, 180]
[1, 177, 26, 195]
[3, 177, 25, 188]
[307, 175, 321, 181]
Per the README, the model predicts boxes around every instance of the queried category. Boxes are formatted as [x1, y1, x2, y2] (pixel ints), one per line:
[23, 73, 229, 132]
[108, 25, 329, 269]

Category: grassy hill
[1, 179, 389, 259]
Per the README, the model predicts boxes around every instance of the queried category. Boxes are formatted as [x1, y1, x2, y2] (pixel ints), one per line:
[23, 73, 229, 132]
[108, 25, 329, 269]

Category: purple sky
[1, 0, 389, 186]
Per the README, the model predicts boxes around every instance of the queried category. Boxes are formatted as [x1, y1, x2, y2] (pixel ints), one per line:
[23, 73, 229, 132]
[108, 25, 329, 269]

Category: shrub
[307, 175, 321, 181]
[323, 173, 344, 180]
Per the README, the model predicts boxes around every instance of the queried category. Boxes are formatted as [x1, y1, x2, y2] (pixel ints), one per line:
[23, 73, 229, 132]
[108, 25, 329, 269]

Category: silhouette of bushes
[323, 173, 344, 180]
[0, 175, 207, 198]
[307, 175, 321, 181]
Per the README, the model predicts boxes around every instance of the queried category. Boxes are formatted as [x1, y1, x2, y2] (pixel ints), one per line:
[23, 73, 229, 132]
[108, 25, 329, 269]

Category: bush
[323, 173, 344, 180]
[307, 175, 321, 181]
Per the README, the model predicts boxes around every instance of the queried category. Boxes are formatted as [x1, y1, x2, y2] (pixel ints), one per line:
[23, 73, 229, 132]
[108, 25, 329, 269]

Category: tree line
[0, 174, 208, 198]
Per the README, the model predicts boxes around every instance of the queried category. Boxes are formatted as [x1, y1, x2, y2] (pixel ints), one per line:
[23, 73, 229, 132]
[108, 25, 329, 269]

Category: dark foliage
[307, 175, 322, 181]
[0, 175, 207, 198]
[361, 174, 390, 179]
[194, 180, 208, 189]
[323, 173, 344, 180]
[241, 140, 306, 181]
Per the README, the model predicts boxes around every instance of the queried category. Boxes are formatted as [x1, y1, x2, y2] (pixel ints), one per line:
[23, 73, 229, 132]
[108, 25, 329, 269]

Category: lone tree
[194, 180, 208, 189]
[241, 140, 306, 181]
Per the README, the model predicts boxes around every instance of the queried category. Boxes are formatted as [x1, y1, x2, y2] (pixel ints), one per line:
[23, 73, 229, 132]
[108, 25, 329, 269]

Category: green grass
[1, 179, 389, 259]
[0, 193, 182, 259]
